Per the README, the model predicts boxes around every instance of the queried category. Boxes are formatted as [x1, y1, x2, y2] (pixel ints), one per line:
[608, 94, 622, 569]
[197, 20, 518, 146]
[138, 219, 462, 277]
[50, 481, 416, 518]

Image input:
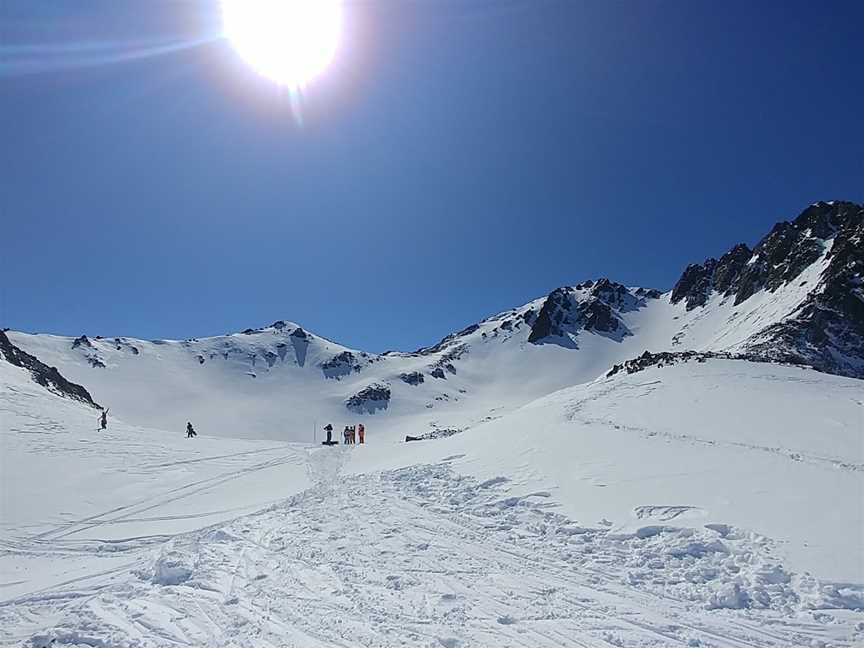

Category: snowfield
[2, 354, 863, 647]
[3, 202, 863, 646]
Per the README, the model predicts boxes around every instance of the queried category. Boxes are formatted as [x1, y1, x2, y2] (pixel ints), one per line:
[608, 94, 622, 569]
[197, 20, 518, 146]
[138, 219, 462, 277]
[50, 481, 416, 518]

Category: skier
[186, 422, 197, 438]
[324, 423, 334, 444]
[358, 423, 365, 444]
[98, 408, 109, 431]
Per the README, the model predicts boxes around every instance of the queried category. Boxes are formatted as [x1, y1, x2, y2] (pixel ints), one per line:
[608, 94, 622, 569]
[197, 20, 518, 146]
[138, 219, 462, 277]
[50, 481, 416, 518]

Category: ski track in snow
[563, 379, 864, 474]
[3, 448, 862, 648]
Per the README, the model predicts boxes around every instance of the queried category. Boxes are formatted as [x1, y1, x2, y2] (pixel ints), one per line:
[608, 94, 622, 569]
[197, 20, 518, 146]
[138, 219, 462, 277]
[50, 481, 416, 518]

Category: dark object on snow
[324, 423, 334, 444]
[405, 428, 463, 443]
[0, 331, 100, 407]
[99, 408, 109, 430]
[399, 371, 425, 386]
[186, 422, 197, 438]
[345, 383, 391, 414]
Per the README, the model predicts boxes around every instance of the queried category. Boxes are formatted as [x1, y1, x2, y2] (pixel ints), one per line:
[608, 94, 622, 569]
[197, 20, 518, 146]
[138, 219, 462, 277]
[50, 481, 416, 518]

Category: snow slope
[2, 259, 838, 444]
[2, 201, 863, 645]
[0, 359, 311, 603]
[2, 356, 862, 647]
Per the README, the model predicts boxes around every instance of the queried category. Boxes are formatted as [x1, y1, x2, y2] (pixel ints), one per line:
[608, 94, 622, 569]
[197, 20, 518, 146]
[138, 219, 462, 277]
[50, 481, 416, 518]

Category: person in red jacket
[357, 423, 365, 444]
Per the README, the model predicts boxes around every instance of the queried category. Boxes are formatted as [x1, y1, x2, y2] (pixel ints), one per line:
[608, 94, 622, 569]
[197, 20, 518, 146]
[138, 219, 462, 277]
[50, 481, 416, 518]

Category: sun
[221, 0, 342, 89]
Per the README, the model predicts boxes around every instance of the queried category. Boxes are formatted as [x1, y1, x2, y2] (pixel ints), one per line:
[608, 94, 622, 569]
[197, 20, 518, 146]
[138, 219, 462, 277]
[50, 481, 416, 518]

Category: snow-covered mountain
[6, 200, 862, 440]
[2, 200, 863, 647]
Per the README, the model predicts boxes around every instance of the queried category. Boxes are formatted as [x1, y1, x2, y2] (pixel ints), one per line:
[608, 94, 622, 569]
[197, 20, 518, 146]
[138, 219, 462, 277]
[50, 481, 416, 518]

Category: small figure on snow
[324, 423, 334, 444]
[186, 421, 197, 438]
[98, 408, 109, 431]
[349, 425, 356, 445]
[343, 425, 350, 445]
[358, 423, 365, 444]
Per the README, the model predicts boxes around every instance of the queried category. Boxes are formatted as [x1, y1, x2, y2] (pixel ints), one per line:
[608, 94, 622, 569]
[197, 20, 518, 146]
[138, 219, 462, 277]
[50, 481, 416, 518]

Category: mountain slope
[6, 201, 862, 441]
[2, 357, 862, 648]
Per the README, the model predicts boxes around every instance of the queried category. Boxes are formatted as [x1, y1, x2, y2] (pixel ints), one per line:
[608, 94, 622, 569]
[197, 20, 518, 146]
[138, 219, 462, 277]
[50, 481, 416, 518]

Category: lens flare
[221, 0, 342, 89]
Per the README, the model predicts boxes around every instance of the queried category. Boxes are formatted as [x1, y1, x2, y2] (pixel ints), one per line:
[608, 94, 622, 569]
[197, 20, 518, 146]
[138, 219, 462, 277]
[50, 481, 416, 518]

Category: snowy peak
[669, 200, 864, 377]
[527, 279, 661, 345]
[0, 330, 100, 408]
[671, 201, 862, 310]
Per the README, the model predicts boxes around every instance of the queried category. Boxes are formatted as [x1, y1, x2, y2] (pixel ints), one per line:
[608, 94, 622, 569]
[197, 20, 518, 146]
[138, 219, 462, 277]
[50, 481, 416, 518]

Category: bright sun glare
[221, 0, 342, 88]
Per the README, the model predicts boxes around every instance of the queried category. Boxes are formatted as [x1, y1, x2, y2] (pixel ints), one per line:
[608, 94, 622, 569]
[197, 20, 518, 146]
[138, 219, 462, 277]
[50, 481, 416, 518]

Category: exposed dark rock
[72, 335, 92, 349]
[241, 328, 257, 335]
[527, 287, 574, 343]
[605, 350, 790, 377]
[1, 331, 100, 407]
[430, 367, 446, 380]
[399, 371, 425, 386]
[669, 200, 864, 377]
[582, 301, 619, 333]
[405, 428, 462, 442]
[527, 282, 645, 345]
[672, 201, 862, 310]
[742, 207, 864, 377]
[670, 262, 716, 310]
[321, 351, 358, 380]
[346, 383, 391, 414]
[416, 324, 479, 355]
[290, 327, 308, 340]
[271, 320, 287, 330]
[634, 287, 662, 299]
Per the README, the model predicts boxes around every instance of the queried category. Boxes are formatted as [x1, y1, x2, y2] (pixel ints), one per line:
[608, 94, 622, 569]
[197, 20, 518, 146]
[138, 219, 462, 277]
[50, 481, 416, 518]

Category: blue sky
[3, 0, 862, 352]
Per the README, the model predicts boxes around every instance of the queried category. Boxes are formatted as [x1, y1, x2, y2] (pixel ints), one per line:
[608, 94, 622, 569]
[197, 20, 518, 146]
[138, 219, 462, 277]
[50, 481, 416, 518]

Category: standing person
[343, 425, 350, 445]
[186, 422, 197, 438]
[324, 423, 333, 444]
[358, 423, 365, 444]
[349, 425, 356, 445]
[99, 408, 109, 431]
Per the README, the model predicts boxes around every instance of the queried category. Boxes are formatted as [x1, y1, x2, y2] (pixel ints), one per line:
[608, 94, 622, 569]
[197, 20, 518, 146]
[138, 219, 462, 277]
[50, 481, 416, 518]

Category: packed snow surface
[2, 355, 863, 646]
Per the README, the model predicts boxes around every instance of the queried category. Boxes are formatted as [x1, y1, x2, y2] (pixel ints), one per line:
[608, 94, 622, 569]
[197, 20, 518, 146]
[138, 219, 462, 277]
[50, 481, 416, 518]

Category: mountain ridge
[4, 200, 861, 439]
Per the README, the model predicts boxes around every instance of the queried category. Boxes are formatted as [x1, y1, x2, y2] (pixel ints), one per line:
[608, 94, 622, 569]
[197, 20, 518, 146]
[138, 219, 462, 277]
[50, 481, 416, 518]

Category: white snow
[2, 350, 863, 646]
[3, 253, 863, 645]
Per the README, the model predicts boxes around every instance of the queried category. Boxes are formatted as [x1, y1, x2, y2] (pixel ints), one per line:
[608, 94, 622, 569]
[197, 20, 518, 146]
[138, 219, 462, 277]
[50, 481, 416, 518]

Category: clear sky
[2, 0, 862, 353]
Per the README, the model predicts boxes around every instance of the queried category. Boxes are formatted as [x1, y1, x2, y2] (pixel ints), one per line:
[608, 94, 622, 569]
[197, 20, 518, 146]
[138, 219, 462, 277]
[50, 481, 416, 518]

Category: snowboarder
[98, 408, 109, 431]
[358, 423, 365, 444]
[186, 422, 197, 438]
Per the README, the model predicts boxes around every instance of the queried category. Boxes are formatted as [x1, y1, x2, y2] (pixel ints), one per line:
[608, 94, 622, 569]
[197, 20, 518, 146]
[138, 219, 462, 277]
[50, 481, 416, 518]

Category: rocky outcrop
[346, 383, 391, 414]
[527, 280, 657, 345]
[605, 350, 800, 377]
[290, 327, 309, 340]
[741, 207, 864, 377]
[670, 201, 864, 377]
[1, 331, 100, 407]
[416, 324, 479, 355]
[321, 351, 360, 380]
[70, 334, 106, 368]
[672, 201, 861, 310]
[399, 371, 425, 386]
